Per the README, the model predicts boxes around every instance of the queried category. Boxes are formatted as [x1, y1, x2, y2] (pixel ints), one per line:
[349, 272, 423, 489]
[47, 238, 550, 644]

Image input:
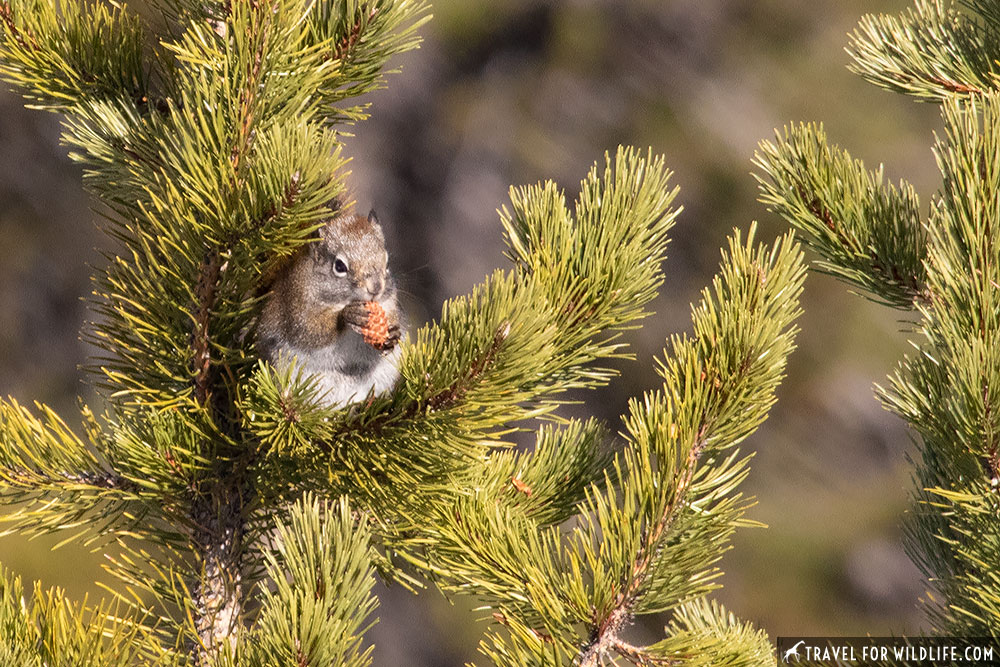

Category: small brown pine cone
[360, 301, 389, 347]
[344, 300, 398, 352]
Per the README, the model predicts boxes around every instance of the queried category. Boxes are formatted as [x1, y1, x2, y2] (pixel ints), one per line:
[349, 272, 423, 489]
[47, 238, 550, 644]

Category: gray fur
[257, 212, 403, 407]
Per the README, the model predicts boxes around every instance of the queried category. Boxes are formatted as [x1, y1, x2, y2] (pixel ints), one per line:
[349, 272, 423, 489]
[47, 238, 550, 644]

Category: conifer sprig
[755, 123, 927, 309]
[304, 0, 432, 122]
[879, 92, 1000, 634]
[407, 227, 803, 667]
[0, 0, 147, 111]
[757, 0, 1000, 639]
[0, 565, 157, 665]
[244, 495, 378, 667]
[0, 399, 141, 543]
[846, 0, 999, 101]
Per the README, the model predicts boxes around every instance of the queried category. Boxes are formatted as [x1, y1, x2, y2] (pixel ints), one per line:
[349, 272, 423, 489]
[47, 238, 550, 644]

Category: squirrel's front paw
[341, 301, 371, 330]
[344, 300, 399, 353]
[380, 324, 401, 352]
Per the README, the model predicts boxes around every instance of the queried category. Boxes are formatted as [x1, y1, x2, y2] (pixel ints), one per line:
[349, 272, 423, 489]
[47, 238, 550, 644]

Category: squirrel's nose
[364, 276, 384, 298]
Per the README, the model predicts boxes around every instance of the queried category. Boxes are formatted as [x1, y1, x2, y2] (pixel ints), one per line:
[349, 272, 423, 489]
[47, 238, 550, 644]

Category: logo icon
[783, 640, 805, 663]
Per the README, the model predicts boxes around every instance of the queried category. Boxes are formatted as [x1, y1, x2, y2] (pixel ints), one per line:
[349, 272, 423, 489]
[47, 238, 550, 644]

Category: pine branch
[304, 0, 431, 123]
[409, 226, 803, 665]
[645, 599, 776, 667]
[243, 495, 377, 667]
[0, 399, 147, 543]
[575, 227, 804, 664]
[755, 122, 928, 309]
[871, 92, 1000, 635]
[772, 0, 1000, 638]
[0, 0, 36, 50]
[243, 148, 680, 525]
[847, 0, 1000, 102]
[578, 425, 716, 667]
[0, 0, 148, 111]
[476, 419, 612, 528]
[0, 565, 163, 666]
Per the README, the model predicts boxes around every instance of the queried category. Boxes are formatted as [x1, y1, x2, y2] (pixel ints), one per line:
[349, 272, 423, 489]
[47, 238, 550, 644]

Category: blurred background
[0, 0, 945, 663]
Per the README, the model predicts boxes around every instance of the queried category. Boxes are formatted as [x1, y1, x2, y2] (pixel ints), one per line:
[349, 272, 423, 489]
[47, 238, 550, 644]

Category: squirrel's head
[304, 210, 392, 309]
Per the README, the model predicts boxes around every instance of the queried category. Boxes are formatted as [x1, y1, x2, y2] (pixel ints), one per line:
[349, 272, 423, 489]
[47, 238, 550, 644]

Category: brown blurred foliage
[0, 0, 946, 663]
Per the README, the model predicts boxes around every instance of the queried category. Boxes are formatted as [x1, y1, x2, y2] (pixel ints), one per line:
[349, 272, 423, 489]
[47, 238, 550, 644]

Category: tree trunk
[191, 478, 247, 664]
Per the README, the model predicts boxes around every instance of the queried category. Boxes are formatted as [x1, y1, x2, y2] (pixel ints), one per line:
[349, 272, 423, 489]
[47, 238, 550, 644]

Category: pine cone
[343, 300, 399, 352]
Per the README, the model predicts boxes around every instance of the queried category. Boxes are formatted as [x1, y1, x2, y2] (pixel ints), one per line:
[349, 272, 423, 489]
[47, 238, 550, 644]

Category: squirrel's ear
[308, 223, 329, 252]
[368, 209, 380, 226]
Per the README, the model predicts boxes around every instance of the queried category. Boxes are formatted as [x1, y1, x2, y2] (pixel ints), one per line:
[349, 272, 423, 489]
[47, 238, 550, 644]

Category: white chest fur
[282, 331, 401, 408]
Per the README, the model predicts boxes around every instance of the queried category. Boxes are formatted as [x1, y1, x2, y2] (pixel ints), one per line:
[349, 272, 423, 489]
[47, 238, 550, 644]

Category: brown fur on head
[257, 207, 396, 352]
[276, 209, 392, 325]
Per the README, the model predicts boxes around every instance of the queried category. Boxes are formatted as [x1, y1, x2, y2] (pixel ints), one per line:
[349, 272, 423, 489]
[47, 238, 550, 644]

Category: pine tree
[0, 1, 805, 664]
[755, 0, 1000, 637]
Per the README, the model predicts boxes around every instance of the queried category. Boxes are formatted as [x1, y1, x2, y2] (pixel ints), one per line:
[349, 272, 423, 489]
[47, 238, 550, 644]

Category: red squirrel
[257, 210, 403, 407]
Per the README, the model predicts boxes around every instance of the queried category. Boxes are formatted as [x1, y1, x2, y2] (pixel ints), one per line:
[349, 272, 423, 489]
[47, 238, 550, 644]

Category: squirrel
[257, 209, 403, 407]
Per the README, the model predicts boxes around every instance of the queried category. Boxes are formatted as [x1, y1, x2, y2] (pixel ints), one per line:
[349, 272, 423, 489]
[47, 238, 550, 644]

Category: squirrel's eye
[333, 257, 349, 276]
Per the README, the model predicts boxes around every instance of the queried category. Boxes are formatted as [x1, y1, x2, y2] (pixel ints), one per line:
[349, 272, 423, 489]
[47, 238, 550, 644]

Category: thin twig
[0, 1, 39, 51]
[192, 251, 223, 405]
[612, 639, 681, 666]
[427, 322, 510, 410]
[928, 75, 981, 95]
